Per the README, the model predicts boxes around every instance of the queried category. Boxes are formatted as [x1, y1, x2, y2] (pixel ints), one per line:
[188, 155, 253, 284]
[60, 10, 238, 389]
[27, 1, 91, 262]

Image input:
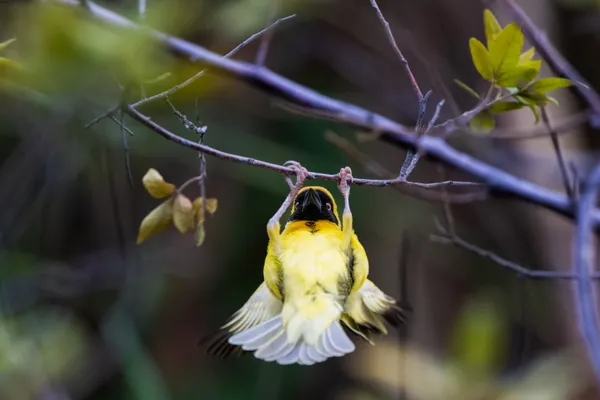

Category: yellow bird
[205, 163, 405, 365]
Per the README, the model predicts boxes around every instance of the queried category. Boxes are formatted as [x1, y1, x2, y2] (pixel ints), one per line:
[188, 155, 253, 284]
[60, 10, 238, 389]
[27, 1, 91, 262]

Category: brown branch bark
[61, 0, 600, 228]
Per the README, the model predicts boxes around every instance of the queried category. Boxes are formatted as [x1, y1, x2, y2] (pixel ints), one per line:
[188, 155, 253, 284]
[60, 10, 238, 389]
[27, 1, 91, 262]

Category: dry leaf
[195, 222, 206, 247]
[173, 194, 195, 233]
[137, 199, 173, 244]
[193, 197, 218, 216]
[142, 168, 175, 199]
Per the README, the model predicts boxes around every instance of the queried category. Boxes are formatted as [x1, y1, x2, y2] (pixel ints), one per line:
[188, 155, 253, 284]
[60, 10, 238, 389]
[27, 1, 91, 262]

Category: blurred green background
[1, 0, 600, 399]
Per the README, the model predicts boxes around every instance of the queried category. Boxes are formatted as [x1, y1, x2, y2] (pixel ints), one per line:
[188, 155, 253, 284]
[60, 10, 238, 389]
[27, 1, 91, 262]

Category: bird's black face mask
[290, 188, 338, 225]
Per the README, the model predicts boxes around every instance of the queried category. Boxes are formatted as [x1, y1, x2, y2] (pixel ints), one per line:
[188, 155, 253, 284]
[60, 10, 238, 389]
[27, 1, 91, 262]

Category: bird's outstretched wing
[342, 279, 405, 343]
[204, 282, 283, 358]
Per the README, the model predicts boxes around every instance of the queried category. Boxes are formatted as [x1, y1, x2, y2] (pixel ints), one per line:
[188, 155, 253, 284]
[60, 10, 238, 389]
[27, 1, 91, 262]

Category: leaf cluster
[137, 169, 217, 247]
[460, 10, 575, 133]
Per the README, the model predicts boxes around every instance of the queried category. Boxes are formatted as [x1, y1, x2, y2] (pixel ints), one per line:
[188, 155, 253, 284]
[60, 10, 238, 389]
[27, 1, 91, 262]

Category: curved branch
[126, 106, 482, 193]
[64, 0, 600, 227]
[574, 163, 600, 382]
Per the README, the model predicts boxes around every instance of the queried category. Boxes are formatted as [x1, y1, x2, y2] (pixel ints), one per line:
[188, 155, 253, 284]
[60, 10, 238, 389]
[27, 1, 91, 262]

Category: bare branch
[400, 91, 432, 179]
[368, 0, 423, 101]
[324, 131, 487, 204]
[85, 106, 119, 128]
[109, 115, 135, 136]
[430, 231, 591, 279]
[132, 14, 296, 109]
[433, 170, 597, 279]
[64, 0, 600, 227]
[489, 111, 590, 140]
[541, 107, 574, 199]
[119, 110, 134, 187]
[498, 0, 600, 123]
[426, 99, 446, 133]
[255, 1, 279, 66]
[126, 105, 482, 192]
[573, 163, 600, 382]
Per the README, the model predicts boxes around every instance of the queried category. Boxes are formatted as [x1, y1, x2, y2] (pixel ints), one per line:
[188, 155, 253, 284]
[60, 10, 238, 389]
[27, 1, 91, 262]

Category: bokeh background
[1, 0, 600, 399]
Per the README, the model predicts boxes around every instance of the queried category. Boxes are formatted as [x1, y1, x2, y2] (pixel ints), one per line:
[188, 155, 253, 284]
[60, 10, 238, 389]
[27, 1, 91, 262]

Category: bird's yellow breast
[277, 220, 350, 305]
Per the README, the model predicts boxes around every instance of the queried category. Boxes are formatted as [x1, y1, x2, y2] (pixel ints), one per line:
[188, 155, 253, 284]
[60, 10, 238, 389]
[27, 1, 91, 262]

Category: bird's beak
[301, 188, 322, 211]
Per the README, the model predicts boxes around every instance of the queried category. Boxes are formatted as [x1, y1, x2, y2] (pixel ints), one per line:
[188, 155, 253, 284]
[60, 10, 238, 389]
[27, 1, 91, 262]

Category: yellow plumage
[206, 167, 404, 365]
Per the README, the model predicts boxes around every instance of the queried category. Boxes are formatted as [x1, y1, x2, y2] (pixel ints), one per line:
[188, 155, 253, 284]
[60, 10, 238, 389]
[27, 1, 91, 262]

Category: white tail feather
[229, 316, 355, 366]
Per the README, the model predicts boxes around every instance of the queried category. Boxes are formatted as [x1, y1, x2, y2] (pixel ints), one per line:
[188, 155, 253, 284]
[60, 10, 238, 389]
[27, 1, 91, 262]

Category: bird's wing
[205, 282, 283, 358]
[263, 244, 284, 301]
[349, 234, 369, 294]
[343, 279, 405, 341]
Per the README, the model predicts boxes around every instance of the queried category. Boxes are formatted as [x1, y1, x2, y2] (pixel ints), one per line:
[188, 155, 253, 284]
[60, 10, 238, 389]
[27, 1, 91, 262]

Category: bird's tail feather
[229, 315, 355, 365]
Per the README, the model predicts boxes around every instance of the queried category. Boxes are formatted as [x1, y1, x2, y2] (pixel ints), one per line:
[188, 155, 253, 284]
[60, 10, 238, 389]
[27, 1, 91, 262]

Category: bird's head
[289, 186, 339, 225]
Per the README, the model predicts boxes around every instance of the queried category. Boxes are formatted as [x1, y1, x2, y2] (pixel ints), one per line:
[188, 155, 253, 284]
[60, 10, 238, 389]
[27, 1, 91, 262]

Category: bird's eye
[326, 203, 332, 211]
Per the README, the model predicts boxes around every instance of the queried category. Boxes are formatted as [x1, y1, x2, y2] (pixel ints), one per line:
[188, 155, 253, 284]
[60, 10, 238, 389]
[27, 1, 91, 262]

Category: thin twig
[164, 98, 206, 134]
[120, 110, 133, 187]
[432, 165, 594, 279]
[368, 0, 423, 101]
[324, 131, 488, 203]
[488, 111, 590, 139]
[400, 91, 432, 179]
[433, 84, 499, 135]
[499, 0, 600, 122]
[126, 105, 482, 190]
[255, 2, 278, 66]
[400, 97, 445, 180]
[541, 107, 573, 199]
[109, 115, 135, 136]
[66, 0, 600, 226]
[416, 90, 433, 133]
[368, 0, 427, 180]
[430, 232, 589, 279]
[573, 162, 600, 383]
[426, 100, 446, 133]
[85, 106, 119, 128]
[132, 14, 296, 109]
[433, 179, 598, 279]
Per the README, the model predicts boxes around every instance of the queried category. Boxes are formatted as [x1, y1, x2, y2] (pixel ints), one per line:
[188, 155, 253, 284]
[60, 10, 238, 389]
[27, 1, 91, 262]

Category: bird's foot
[338, 166, 353, 196]
[284, 160, 309, 192]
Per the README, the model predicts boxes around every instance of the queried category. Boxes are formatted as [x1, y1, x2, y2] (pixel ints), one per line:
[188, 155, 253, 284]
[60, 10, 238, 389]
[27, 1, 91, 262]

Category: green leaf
[519, 59, 542, 75]
[519, 47, 535, 63]
[489, 101, 525, 113]
[516, 94, 537, 106]
[529, 105, 540, 124]
[0, 38, 16, 53]
[529, 77, 572, 93]
[547, 96, 559, 106]
[489, 23, 524, 76]
[454, 79, 481, 99]
[0, 57, 21, 70]
[497, 65, 538, 88]
[483, 9, 502, 46]
[469, 38, 494, 81]
[470, 111, 495, 133]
